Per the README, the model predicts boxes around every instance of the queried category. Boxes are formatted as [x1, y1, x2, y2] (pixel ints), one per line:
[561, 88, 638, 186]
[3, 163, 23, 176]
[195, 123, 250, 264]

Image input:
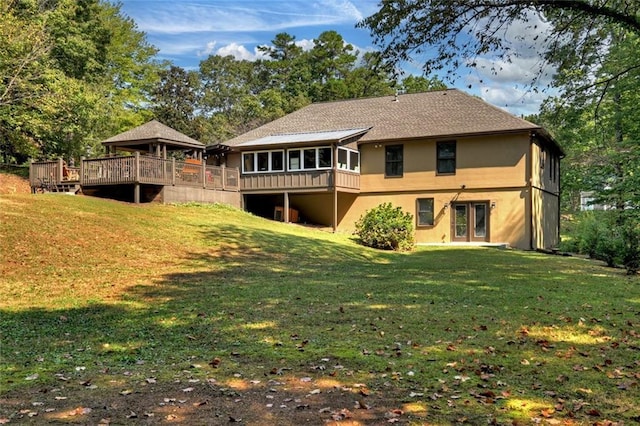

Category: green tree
[151, 65, 203, 139]
[360, 1, 640, 100]
[0, 0, 159, 162]
[308, 31, 357, 101]
[539, 29, 640, 212]
[401, 75, 447, 94]
[345, 51, 395, 98]
[258, 33, 312, 111]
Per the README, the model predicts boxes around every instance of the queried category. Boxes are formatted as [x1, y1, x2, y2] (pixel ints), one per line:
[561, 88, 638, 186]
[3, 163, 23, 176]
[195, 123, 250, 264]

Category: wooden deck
[30, 154, 240, 194]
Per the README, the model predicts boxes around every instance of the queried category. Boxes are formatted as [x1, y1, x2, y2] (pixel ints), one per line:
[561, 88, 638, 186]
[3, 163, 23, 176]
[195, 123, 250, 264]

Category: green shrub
[619, 213, 640, 275]
[566, 211, 639, 274]
[354, 202, 414, 251]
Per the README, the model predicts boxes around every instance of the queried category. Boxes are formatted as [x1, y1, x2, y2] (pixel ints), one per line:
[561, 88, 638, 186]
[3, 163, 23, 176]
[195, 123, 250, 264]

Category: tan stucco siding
[337, 189, 530, 249]
[360, 134, 530, 193]
[288, 192, 357, 227]
[530, 140, 560, 194]
[226, 152, 241, 169]
[531, 187, 560, 249]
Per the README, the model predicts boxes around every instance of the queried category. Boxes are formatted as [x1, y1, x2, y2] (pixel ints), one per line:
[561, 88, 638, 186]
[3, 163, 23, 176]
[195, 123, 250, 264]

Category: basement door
[451, 202, 489, 242]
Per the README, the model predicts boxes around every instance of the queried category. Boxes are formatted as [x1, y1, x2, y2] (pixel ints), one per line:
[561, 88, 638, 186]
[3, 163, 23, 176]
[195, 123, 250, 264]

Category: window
[288, 150, 301, 170]
[337, 147, 360, 172]
[303, 148, 316, 169]
[272, 151, 284, 171]
[257, 152, 269, 171]
[242, 150, 285, 173]
[385, 145, 403, 177]
[349, 151, 359, 172]
[287, 146, 332, 171]
[417, 198, 434, 226]
[243, 153, 255, 173]
[437, 141, 456, 174]
[318, 147, 332, 168]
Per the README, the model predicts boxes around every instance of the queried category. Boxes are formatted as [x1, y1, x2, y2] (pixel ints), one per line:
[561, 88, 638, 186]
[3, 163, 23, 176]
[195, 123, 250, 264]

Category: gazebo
[29, 120, 240, 204]
[102, 120, 205, 160]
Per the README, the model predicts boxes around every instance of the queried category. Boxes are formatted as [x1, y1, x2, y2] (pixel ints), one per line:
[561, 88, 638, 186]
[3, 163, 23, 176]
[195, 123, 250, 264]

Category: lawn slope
[1, 191, 639, 425]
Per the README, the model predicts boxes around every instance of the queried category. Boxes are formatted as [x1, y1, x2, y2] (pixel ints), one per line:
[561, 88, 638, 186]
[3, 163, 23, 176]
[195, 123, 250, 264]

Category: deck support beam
[134, 184, 140, 204]
[284, 191, 290, 223]
[332, 143, 338, 233]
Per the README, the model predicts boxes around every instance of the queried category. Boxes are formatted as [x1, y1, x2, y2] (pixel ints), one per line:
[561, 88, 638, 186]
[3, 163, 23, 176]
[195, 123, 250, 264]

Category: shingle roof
[223, 89, 541, 147]
[103, 120, 204, 149]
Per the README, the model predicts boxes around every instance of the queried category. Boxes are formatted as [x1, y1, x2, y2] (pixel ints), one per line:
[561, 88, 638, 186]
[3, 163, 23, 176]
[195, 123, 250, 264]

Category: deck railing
[30, 155, 239, 192]
[30, 158, 80, 187]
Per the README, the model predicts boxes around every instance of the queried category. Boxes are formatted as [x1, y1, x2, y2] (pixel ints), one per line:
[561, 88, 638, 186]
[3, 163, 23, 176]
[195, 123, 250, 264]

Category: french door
[452, 202, 489, 242]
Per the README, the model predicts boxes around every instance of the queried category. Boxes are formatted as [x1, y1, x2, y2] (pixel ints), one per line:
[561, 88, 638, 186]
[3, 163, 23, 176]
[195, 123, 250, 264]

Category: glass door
[453, 204, 468, 241]
[451, 202, 489, 242]
[472, 203, 487, 241]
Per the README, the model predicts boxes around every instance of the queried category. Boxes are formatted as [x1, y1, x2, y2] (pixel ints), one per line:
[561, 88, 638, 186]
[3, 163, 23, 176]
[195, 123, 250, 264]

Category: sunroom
[235, 128, 369, 229]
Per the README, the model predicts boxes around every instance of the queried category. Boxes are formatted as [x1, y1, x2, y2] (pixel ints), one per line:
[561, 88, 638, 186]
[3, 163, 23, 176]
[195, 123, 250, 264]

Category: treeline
[0, 0, 444, 164]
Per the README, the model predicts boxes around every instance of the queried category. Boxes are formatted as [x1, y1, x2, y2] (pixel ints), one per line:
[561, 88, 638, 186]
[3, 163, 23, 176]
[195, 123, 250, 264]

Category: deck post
[80, 156, 85, 186]
[332, 144, 338, 233]
[221, 164, 226, 190]
[284, 191, 290, 223]
[134, 151, 140, 182]
[171, 158, 176, 186]
[134, 184, 140, 204]
[29, 159, 35, 193]
[57, 157, 64, 184]
[202, 160, 206, 189]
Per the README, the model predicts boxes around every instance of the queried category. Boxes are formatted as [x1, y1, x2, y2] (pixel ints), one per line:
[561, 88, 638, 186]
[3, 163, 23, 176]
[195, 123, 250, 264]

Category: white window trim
[242, 150, 285, 174]
[287, 146, 333, 171]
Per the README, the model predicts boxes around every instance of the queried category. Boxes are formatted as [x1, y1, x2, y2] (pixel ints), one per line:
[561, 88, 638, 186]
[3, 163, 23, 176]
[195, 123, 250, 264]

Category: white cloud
[296, 39, 315, 52]
[214, 43, 268, 61]
[318, 0, 364, 21]
[126, 1, 366, 36]
[471, 56, 554, 87]
[199, 41, 217, 57]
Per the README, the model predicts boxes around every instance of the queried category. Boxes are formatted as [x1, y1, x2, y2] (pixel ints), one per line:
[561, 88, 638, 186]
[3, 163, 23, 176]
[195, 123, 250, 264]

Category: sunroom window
[242, 150, 285, 173]
[288, 146, 333, 171]
[337, 147, 360, 172]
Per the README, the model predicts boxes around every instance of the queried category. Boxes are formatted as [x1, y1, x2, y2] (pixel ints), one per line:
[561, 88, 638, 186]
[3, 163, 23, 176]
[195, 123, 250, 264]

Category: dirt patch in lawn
[0, 376, 419, 425]
[0, 171, 30, 194]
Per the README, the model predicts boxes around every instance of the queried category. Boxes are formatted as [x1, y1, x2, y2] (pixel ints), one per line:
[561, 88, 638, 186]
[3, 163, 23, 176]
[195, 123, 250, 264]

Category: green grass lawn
[1, 191, 639, 425]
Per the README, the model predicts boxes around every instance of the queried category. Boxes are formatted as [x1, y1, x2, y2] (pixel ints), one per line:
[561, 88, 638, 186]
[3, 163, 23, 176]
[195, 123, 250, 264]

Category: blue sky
[119, 0, 552, 116]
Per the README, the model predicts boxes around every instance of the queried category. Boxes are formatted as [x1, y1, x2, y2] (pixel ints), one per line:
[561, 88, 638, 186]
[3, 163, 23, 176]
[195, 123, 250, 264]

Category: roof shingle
[223, 89, 540, 147]
[103, 120, 204, 148]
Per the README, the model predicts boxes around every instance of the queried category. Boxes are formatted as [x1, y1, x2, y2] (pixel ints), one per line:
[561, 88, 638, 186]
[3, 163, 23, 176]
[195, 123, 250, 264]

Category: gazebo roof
[102, 120, 205, 151]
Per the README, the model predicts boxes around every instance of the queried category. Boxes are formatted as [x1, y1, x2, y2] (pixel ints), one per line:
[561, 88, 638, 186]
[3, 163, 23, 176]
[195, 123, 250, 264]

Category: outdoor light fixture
[491, 201, 496, 209]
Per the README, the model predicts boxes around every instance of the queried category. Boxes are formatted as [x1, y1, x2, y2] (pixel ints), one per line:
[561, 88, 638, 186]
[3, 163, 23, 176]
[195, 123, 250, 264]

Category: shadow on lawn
[2, 223, 639, 424]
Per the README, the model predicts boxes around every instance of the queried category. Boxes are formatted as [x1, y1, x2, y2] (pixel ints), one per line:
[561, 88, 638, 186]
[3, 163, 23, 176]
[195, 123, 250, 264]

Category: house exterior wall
[338, 188, 529, 249]
[288, 192, 357, 226]
[528, 136, 561, 249]
[531, 188, 560, 249]
[334, 133, 535, 249]
[360, 134, 530, 192]
[229, 131, 559, 250]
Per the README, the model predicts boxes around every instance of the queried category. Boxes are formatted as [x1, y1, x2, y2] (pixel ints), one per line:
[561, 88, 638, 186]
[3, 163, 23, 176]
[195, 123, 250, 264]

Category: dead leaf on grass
[331, 408, 353, 421]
